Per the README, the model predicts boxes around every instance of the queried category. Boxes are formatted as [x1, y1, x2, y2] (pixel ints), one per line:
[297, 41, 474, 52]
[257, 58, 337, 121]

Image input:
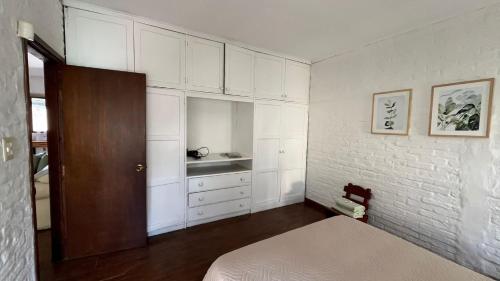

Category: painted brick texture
[0, 0, 64, 280]
[307, 4, 500, 279]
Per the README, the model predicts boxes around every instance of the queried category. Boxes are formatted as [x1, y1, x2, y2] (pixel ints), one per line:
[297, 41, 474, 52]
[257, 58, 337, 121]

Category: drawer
[188, 172, 251, 193]
[188, 198, 250, 221]
[189, 186, 250, 207]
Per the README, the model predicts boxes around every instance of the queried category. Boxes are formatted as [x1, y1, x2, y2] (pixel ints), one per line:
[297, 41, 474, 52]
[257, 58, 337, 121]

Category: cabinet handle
[240, 191, 245, 195]
[240, 177, 245, 182]
[198, 197, 204, 201]
[239, 204, 244, 208]
[197, 210, 204, 216]
[198, 182, 204, 187]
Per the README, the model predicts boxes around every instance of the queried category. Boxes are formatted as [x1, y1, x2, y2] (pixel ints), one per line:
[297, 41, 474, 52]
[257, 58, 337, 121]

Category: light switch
[2, 137, 15, 162]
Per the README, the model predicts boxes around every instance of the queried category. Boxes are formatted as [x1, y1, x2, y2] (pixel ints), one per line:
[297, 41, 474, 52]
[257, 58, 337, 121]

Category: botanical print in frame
[429, 78, 495, 137]
[371, 89, 412, 135]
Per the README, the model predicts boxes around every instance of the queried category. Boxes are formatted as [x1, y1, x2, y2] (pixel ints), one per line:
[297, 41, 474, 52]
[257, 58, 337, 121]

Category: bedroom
[1, 0, 499, 280]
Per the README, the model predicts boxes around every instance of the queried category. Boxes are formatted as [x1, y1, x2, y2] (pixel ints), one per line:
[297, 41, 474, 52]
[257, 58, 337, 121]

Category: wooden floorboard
[38, 203, 331, 281]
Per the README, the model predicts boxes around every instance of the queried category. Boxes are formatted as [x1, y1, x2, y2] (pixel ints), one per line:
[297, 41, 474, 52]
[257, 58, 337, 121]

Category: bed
[203, 216, 492, 281]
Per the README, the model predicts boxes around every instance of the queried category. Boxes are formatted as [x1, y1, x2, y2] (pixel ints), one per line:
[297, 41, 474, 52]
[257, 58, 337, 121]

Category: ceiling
[78, 0, 499, 62]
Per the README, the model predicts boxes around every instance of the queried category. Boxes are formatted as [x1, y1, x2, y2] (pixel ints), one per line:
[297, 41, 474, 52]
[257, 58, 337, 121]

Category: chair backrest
[342, 183, 372, 210]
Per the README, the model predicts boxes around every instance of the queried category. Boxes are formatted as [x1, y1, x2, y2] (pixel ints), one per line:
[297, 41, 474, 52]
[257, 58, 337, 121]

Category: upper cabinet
[254, 53, 285, 100]
[65, 8, 134, 71]
[225, 45, 255, 97]
[285, 60, 310, 104]
[134, 23, 186, 89]
[186, 36, 224, 94]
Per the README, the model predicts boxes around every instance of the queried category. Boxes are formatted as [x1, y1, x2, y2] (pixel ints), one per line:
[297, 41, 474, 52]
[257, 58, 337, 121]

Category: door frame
[22, 34, 65, 281]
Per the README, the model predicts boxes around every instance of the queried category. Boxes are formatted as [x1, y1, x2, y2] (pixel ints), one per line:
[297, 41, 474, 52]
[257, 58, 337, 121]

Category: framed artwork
[371, 89, 412, 135]
[429, 78, 495, 137]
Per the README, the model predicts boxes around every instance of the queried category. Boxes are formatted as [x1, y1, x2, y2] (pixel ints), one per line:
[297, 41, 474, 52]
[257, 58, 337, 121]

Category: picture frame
[371, 89, 412, 135]
[429, 78, 495, 138]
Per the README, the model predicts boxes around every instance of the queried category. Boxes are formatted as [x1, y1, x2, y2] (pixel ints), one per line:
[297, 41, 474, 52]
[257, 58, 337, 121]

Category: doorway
[23, 34, 148, 281]
[22, 36, 64, 281]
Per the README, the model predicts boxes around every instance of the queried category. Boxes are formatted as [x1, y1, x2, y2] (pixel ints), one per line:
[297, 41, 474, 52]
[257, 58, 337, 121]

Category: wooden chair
[331, 183, 372, 223]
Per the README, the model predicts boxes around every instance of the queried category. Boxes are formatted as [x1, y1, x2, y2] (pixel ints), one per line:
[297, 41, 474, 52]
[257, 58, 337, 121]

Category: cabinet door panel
[281, 104, 308, 139]
[147, 89, 181, 138]
[254, 102, 281, 138]
[134, 23, 186, 88]
[253, 171, 280, 206]
[280, 169, 305, 202]
[255, 139, 280, 171]
[255, 54, 285, 100]
[225, 45, 254, 97]
[147, 140, 181, 187]
[280, 138, 306, 170]
[186, 36, 224, 93]
[147, 183, 184, 232]
[285, 60, 310, 103]
[65, 8, 134, 71]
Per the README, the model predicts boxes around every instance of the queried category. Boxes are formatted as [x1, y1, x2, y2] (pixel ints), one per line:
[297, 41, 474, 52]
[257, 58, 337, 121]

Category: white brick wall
[306, 4, 500, 279]
[0, 0, 64, 280]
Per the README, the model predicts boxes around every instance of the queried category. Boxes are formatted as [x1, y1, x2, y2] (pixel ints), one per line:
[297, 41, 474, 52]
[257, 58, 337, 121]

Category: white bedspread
[204, 216, 492, 281]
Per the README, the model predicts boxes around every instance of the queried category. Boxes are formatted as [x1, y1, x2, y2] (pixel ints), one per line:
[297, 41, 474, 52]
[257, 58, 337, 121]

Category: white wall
[0, 1, 64, 280]
[307, 4, 500, 279]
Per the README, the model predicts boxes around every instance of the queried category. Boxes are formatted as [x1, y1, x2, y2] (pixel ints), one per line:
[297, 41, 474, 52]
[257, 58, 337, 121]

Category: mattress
[204, 216, 492, 281]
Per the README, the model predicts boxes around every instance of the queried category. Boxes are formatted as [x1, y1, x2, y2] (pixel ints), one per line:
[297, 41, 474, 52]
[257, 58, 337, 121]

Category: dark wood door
[59, 65, 147, 259]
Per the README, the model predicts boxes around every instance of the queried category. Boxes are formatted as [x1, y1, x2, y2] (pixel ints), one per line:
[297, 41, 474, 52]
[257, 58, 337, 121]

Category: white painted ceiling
[78, 0, 499, 62]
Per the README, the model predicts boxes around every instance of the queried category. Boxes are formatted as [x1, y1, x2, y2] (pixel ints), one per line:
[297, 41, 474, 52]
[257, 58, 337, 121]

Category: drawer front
[188, 198, 250, 221]
[189, 186, 250, 207]
[188, 172, 251, 193]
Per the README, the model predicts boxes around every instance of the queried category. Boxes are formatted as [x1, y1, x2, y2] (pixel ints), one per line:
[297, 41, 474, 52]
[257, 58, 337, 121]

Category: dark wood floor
[38, 202, 331, 281]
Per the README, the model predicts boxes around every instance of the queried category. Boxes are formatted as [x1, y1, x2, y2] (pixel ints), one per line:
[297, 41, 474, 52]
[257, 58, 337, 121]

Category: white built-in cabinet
[146, 88, 185, 235]
[63, 5, 311, 236]
[134, 23, 186, 89]
[225, 45, 255, 97]
[253, 101, 308, 212]
[254, 53, 285, 100]
[186, 36, 224, 93]
[285, 60, 311, 103]
[64, 8, 134, 71]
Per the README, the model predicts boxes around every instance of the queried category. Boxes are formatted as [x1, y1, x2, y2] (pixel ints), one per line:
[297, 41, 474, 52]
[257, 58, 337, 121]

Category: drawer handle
[239, 204, 244, 208]
[240, 191, 245, 195]
[197, 210, 204, 216]
[240, 177, 245, 182]
[198, 182, 204, 187]
[198, 197, 204, 201]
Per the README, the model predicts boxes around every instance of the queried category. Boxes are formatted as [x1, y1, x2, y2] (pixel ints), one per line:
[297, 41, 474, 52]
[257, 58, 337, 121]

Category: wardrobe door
[280, 169, 306, 203]
[146, 88, 185, 235]
[253, 171, 280, 212]
[65, 7, 134, 71]
[279, 103, 308, 204]
[186, 36, 224, 93]
[253, 101, 282, 212]
[285, 60, 310, 104]
[255, 53, 285, 100]
[135, 23, 186, 89]
[225, 44, 255, 97]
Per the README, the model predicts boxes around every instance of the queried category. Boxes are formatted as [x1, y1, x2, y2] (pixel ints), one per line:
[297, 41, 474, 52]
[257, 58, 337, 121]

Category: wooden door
[285, 60, 310, 103]
[225, 45, 255, 97]
[65, 7, 134, 71]
[186, 36, 224, 94]
[59, 65, 147, 259]
[134, 23, 186, 88]
[146, 88, 185, 235]
[255, 53, 285, 100]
